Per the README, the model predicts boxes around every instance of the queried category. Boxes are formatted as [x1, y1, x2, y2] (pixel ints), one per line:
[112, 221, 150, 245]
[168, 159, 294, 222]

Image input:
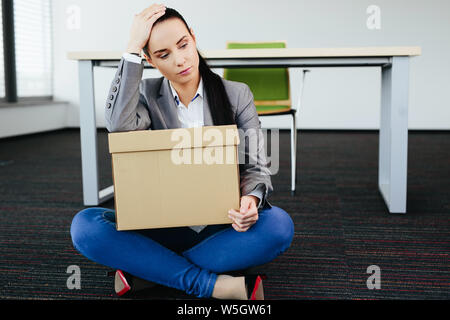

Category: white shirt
[168, 78, 204, 129]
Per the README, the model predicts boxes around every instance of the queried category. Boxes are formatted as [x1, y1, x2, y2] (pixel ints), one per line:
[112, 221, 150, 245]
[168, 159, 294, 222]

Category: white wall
[23, 0, 450, 135]
[0, 103, 68, 138]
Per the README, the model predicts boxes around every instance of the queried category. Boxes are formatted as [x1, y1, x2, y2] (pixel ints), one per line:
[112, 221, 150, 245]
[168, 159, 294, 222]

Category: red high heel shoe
[115, 270, 131, 297]
[245, 274, 267, 300]
[108, 270, 156, 297]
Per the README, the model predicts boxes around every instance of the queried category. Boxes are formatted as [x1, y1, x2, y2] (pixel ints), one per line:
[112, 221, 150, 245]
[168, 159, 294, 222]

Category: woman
[70, 4, 294, 300]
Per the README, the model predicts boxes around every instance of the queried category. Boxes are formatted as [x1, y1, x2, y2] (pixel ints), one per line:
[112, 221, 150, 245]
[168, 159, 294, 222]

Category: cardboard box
[108, 125, 241, 231]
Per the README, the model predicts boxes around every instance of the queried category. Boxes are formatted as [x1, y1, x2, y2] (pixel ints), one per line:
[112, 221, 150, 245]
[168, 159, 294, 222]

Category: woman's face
[145, 18, 199, 85]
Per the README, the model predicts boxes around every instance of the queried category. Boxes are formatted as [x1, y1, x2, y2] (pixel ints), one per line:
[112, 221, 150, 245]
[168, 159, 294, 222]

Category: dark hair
[142, 8, 236, 126]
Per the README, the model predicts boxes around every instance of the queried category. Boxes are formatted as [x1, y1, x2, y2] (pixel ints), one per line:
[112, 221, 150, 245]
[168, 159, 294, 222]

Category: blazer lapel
[156, 78, 181, 129]
[156, 77, 214, 128]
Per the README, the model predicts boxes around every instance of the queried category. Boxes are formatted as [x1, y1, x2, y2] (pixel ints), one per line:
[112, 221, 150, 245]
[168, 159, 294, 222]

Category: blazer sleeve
[235, 84, 273, 209]
[105, 57, 151, 132]
[246, 183, 266, 209]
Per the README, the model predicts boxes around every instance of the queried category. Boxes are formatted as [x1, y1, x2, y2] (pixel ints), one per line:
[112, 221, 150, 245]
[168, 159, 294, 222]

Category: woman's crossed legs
[70, 205, 294, 298]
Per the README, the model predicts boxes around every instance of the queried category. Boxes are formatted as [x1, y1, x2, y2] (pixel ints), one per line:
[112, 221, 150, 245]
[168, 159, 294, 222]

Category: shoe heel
[245, 274, 266, 300]
[115, 270, 131, 297]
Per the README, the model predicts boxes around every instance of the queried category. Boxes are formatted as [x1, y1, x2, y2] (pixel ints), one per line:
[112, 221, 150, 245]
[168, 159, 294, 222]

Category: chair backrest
[223, 42, 290, 105]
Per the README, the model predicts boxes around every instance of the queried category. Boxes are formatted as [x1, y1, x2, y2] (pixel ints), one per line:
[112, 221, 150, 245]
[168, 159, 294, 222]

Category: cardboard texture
[108, 125, 241, 231]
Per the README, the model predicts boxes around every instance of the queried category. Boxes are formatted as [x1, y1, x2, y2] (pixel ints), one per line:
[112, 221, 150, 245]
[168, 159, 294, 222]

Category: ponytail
[198, 52, 236, 126]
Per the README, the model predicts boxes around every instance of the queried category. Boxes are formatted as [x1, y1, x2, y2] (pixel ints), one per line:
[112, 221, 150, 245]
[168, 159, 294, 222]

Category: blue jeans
[70, 205, 294, 298]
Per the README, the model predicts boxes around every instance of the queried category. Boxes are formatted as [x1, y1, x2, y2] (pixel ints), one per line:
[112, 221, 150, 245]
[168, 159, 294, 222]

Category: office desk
[68, 46, 421, 213]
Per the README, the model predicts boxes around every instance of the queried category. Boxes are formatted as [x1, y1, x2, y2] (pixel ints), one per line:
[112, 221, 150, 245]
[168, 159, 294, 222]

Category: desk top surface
[68, 46, 421, 61]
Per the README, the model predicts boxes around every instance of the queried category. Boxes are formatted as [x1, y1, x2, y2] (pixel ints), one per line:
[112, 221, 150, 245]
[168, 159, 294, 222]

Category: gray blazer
[105, 57, 273, 209]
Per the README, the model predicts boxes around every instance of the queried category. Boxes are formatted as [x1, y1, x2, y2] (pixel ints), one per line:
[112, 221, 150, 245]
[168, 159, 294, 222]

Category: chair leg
[290, 69, 308, 195]
[290, 112, 297, 194]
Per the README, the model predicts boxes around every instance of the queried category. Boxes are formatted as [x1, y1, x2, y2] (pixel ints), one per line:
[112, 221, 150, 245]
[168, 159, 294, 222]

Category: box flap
[108, 125, 240, 154]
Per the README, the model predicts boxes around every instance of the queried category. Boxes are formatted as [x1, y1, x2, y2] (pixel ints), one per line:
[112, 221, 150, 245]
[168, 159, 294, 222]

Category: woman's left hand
[228, 195, 259, 232]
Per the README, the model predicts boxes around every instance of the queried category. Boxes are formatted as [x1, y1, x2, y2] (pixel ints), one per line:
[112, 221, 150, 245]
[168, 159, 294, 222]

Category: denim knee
[70, 207, 111, 259]
[265, 206, 295, 252]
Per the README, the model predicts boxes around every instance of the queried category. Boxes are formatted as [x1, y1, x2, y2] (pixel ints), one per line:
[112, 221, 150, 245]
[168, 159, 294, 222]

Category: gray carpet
[0, 129, 449, 300]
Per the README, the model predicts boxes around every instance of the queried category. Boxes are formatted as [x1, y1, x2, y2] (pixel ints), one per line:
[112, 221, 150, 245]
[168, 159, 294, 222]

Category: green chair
[223, 41, 309, 194]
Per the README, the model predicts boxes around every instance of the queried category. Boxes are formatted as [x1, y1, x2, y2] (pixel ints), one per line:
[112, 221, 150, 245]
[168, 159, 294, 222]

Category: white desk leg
[78, 61, 114, 206]
[79, 60, 100, 206]
[379, 56, 409, 213]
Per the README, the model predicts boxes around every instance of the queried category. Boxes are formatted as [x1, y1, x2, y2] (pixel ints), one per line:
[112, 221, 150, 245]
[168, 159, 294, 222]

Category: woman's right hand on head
[126, 3, 166, 54]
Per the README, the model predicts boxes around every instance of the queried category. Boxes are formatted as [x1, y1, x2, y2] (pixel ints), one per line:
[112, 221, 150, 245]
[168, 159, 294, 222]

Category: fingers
[228, 208, 259, 232]
[127, 4, 166, 53]
[144, 6, 166, 22]
[231, 216, 257, 232]
[146, 10, 166, 25]
[139, 3, 164, 16]
[140, 4, 166, 20]
[229, 208, 258, 223]
[232, 223, 250, 233]
[228, 195, 259, 232]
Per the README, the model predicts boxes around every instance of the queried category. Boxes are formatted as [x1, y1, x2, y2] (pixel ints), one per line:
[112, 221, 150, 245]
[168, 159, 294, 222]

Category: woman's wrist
[243, 195, 260, 208]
